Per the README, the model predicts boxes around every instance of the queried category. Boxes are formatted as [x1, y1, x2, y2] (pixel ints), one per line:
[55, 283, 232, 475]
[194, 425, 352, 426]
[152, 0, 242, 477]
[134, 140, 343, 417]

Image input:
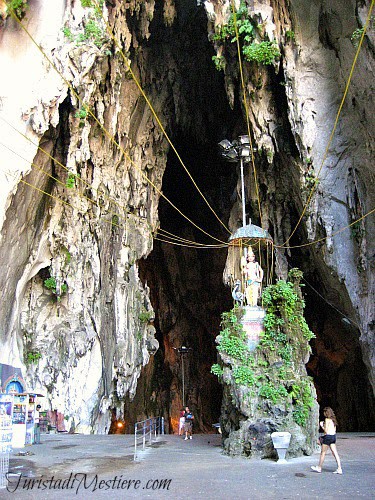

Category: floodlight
[223, 149, 238, 161]
[238, 135, 250, 145]
[240, 146, 251, 157]
[218, 139, 233, 150]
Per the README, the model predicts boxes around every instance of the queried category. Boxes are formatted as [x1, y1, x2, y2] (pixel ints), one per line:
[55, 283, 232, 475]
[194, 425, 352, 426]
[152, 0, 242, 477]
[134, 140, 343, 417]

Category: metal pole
[134, 424, 137, 460]
[240, 157, 246, 227]
[181, 354, 185, 407]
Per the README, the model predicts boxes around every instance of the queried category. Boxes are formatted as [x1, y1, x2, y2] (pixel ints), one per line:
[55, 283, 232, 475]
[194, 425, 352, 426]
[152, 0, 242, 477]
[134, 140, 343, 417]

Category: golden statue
[241, 248, 264, 307]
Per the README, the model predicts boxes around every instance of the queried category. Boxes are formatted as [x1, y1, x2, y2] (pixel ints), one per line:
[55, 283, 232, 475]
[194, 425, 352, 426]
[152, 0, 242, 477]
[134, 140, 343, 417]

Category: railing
[134, 416, 164, 460]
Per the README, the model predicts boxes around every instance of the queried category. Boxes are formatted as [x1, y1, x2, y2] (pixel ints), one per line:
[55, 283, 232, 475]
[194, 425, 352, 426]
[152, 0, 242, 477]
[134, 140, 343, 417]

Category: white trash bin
[271, 431, 291, 464]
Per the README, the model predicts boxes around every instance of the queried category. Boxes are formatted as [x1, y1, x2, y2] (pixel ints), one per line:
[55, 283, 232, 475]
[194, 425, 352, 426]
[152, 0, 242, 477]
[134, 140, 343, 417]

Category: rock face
[215, 270, 319, 458]
[0, 0, 374, 434]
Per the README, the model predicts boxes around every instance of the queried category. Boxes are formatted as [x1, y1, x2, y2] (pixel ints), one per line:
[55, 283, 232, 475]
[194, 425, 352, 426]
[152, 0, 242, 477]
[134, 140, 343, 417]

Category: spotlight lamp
[218, 134, 257, 227]
[218, 139, 233, 151]
[238, 135, 250, 145]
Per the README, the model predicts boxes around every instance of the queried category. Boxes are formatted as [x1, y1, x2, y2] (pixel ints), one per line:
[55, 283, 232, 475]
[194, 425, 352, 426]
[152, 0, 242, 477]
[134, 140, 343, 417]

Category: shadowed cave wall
[122, 1, 375, 432]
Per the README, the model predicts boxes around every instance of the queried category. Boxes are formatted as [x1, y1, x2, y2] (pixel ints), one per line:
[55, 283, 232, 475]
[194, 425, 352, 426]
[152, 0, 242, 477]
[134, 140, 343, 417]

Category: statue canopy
[228, 223, 273, 246]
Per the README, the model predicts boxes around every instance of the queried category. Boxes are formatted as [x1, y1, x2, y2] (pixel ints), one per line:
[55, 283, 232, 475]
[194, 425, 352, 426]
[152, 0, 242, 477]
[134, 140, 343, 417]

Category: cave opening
[124, 0, 375, 433]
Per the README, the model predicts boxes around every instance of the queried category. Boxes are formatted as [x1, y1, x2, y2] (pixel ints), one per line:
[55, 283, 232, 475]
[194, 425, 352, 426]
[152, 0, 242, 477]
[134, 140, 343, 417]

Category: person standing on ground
[184, 406, 194, 440]
[311, 407, 342, 474]
[179, 408, 185, 436]
[33, 404, 41, 444]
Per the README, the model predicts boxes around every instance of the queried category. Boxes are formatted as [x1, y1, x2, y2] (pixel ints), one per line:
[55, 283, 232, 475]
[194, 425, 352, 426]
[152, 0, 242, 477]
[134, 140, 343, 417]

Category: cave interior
[122, 0, 375, 433]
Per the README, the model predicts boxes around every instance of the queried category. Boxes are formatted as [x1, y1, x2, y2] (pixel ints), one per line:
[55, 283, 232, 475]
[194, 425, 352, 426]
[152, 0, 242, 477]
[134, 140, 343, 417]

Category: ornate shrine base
[240, 306, 265, 351]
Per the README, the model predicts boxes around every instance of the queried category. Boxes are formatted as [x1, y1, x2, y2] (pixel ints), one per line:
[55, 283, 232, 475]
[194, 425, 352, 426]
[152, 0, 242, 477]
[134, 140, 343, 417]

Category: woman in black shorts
[311, 407, 343, 474]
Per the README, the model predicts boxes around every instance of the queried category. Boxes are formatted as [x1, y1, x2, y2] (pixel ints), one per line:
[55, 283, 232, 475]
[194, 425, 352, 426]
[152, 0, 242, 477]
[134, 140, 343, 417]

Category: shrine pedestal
[240, 306, 265, 351]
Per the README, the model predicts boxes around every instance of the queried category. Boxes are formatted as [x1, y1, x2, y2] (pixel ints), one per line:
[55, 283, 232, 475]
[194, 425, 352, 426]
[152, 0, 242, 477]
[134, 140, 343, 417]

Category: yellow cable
[8, 9, 229, 246]
[91, 0, 231, 235]
[154, 236, 228, 249]
[157, 228, 229, 247]
[0, 139, 153, 232]
[1, 138, 224, 248]
[275, 207, 374, 249]
[2, 116, 226, 247]
[231, 0, 263, 227]
[282, 0, 374, 246]
[0, 115, 132, 220]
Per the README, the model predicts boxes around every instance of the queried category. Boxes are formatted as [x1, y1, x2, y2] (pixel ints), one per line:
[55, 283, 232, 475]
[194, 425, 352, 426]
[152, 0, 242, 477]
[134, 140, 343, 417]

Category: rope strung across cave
[156, 228, 227, 247]
[154, 236, 228, 249]
[7, 8, 230, 247]
[0, 138, 229, 249]
[276, 207, 375, 250]
[230, 0, 263, 229]
[1, 116, 226, 249]
[301, 276, 361, 329]
[5, 5, 373, 253]
[0, 115, 131, 221]
[1, 151, 371, 253]
[90, 0, 232, 236]
[281, 0, 375, 247]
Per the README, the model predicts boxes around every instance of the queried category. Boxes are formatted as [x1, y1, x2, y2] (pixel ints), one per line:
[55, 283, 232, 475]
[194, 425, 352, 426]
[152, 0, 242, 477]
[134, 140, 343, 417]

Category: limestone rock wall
[205, 0, 375, 397]
[0, 0, 167, 432]
[0, 0, 373, 434]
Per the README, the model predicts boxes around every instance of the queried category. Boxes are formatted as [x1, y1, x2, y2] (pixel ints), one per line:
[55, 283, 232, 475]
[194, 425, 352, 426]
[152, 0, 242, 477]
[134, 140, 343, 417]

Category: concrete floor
[1, 432, 374, 499]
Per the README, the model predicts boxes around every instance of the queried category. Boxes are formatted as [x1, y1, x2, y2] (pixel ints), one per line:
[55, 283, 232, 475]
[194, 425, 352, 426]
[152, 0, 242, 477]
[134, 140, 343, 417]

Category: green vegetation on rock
[211, 1, 281, 69]
[5, 0, 28, 20]
[212, 268, 316, 427]
[44, 274, 68, 301]
[25, 350, 42, 365]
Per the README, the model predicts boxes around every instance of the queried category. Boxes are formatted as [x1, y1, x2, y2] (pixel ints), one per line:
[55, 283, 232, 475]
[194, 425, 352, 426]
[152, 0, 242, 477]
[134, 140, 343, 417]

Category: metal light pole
[218, 136, 252, 228]
[240, 157, 246, 228]
[173, 346, 192, 407]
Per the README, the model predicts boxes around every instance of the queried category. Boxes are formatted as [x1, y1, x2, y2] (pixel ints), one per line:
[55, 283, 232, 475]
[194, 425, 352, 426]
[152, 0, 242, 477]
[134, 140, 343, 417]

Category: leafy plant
[5, 0, 28, 19]
[212, 2, 280, 67]
[290, 380, 314, 426]
[26, 351, 42, 365]
[285, 30, 295, 42]
[44, 275, 67, 301]
[139, 309, 153, 323]
[211, 364, 224, 377]
[351, 27, 365, 47]
[66, 173, 76, 189]
[77, 19, 107, 47]
[258, 381, 288, 404]
[61, 246, 71, 264]
[81, 0, 105, 16]
[233, 365, 256, 386]
[213, 2, 255, 44]
[216, 308, 249, 362]
[242, 41, 281, 65]
[75, 107, 88, 120]
[351, 17, 374, 47]
[212, 55, 226, 71]
[62, 27, 74, 42]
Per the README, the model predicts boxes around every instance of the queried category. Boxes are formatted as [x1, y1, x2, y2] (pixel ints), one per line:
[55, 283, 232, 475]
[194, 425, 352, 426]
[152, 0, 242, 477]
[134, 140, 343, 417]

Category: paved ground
[1, 432, 374, 499]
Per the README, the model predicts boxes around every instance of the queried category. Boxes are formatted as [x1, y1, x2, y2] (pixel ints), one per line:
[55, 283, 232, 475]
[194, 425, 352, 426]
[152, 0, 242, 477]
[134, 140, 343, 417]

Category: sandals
[311, 466, 321, 473]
